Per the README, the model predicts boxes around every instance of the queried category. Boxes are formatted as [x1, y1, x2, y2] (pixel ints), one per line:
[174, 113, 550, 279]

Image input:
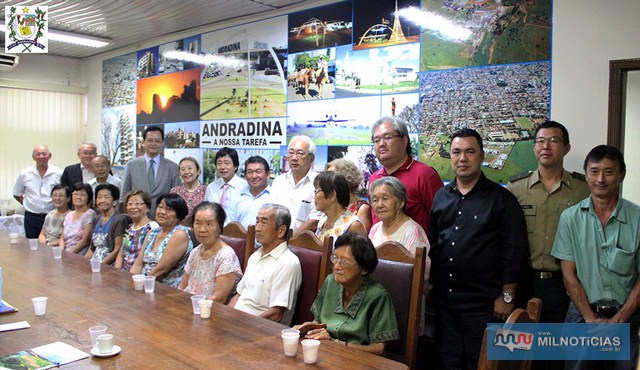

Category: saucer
[90, 345, 121, 358]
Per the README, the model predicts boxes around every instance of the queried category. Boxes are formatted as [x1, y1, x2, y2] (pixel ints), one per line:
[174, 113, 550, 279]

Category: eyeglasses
[372, 134, 401, 145]
[534, 137, 565, 146]
[330, 255, 358, 267]
[288, 150, 309, 158]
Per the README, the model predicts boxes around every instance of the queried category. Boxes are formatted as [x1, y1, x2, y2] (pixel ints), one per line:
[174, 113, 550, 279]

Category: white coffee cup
[198, 299, 213, 318]
[96, 333, 114, 354]
[301, 339, 321, 364]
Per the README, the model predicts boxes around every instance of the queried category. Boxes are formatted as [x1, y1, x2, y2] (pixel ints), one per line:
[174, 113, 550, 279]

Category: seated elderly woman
[314, 171, 366, 243]
[115, 189, 158, 271]
[295, 233, 399, 355]
[38, 184, 71, 246]
[326, 158, 372, 233]
[178, 202, 242, 303]
[60, 183, 96, 255]
[131, 193, 193, 288]
[86, 184, 130, 265]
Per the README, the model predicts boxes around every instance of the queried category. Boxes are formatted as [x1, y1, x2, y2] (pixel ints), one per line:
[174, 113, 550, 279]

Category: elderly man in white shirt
[229, 204, 302, 325]
[271, 135, 323, 237]
[13, 145, 62, 238]
[88, 155, 122, 193]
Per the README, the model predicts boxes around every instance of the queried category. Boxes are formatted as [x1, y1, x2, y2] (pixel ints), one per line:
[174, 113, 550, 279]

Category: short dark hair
[143, 126, 164, 141]
[179, 157, 201, 173]
[51, 183, 70, 198]
[534, 120, 570, 144]
[583, 145, 626, 174]
[451, 128, 484, 153]
[244, 155, 270, 173]
[157, 193, 189, 221]
[95, 183, 120, 202]
[314, 171, 350, 208]
[192, 201, 226, 231]
[215, 147, 240, 172]
[71, 182, 93, 205]
[372, 116, 411, 156]
[125, 189, 152, 210]
[334, 233, 378, 275]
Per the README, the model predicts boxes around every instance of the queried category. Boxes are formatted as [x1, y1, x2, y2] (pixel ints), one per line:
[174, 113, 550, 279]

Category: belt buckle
[539, 271, 553, 279]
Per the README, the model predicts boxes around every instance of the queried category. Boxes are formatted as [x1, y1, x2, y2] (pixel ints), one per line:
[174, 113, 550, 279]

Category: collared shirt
[13, 165, 62, 214]
[234, 241, 302, 325]
[271, 170, 323, 230]
[369, 157, 443, 233]
[228, 186, 273, 228]
[428, 172, 528, 309]
[552, 196, 640, 305]
[80, 164, 95, 184]
[144, 154, 160, 177]
[205, 175, 248, 222]
[508, 170, 590, 271]
[88, 175, 123, 194]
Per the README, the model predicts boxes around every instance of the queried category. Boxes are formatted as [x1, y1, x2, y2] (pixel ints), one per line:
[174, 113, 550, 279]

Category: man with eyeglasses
[271, 135, 323, 237]
[507, 121, 589, 356]
[228, 156, 273, 228]
[369, 116, 443, 234]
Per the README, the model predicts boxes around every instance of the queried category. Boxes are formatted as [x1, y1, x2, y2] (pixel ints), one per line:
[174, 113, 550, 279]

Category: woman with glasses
[294, 233, 398, 355]
[171, 157, 206, 226]
[314, 171, 366, 244]
[60, 182, 96, 255]
[115, 189, 158, 272]
[325, 158, 372, 233]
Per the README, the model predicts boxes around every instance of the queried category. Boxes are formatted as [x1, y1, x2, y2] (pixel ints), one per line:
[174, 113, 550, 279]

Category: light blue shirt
[228, 186, 273, 228]
[144, 154, 160, 176]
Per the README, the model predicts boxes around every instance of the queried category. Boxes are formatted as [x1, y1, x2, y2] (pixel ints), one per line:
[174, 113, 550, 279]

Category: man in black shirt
[428, 128, 528, 370]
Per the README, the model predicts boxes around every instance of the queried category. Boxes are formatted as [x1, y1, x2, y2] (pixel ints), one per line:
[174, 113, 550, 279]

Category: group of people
[11, 116, 639, 369]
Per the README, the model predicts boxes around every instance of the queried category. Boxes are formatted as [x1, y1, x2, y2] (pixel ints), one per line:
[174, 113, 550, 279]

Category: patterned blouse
[42, 209, 68, 244]
[141, 225, 193, 288]
[171, 183, 207, 221]
[316, 209, 363, 246]
[120, 221, 159, 272]
[62, 209, 96, 251]
[183, 244, 243, 301]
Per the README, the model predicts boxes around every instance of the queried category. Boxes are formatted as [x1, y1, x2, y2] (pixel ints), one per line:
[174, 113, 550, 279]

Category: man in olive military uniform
[507, 121, 590, 322]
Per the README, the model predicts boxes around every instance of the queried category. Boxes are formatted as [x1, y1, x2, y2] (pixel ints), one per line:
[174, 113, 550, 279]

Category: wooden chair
[219, 221, 255, 272]
[477, 298, 542, 370]
[370, 241, 426, 370]
[288, 231, 333, 325]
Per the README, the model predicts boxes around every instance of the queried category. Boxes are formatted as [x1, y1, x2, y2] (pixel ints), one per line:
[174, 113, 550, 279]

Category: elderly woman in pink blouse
[171, 157, 206, 226]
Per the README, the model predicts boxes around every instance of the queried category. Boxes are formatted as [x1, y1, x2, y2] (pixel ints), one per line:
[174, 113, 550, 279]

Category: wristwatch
[501, 292, 514, 304]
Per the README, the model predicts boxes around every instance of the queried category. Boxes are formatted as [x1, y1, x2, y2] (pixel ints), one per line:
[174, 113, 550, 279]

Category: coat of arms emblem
[5, 6, 48, 53]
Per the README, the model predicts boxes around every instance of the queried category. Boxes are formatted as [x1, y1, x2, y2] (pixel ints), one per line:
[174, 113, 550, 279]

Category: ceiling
[0, 0, 317, 59]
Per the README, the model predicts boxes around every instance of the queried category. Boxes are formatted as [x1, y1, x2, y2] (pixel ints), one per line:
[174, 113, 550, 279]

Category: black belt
[590, 303, 620, 319]
[25, 211, 47, 217]
[532, 269, 562, 279]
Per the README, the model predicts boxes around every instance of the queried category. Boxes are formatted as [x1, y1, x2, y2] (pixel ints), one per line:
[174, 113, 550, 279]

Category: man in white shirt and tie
[205, 147, 248, 223]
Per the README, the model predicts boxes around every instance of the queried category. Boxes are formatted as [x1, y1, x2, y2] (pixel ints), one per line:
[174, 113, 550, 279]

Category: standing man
[13, 145, 62, 238]
[229, 204, 302, 325]
[369, 116, 443, 233]
[507, 121, 590, 331]
[120, 126, 180, 217]
[204, 147, 248, 220]
[88, 155, 122, 193]
[428, 129, 527, 370]
[552, 145, 640, 370]
[228, 156, 273, 228]
[60, 142, 97, 187]
[271, 135, 323, 236]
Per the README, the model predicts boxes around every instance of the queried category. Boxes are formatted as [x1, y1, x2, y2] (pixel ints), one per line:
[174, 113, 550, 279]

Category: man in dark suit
[60, 142, 97, 187]
[120, 126, 181, 218]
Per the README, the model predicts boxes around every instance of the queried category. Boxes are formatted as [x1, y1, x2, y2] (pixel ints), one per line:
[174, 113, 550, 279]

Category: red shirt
[369, 157, 443, 233]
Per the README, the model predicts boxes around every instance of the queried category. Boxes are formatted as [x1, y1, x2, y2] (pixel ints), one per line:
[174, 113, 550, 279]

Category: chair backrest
[477, 298, 542, 370]
[288, 231, 333, 325]
[219, 221, 255, 272]
[369, 241, 425, 370]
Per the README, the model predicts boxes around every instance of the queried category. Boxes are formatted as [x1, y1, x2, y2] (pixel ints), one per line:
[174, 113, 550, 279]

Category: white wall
[0, 53, 86, 89]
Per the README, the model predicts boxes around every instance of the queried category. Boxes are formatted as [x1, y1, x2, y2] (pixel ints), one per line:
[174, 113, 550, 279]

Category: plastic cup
[90, 258, 101, 272]
[132, 274, 145, 290]
[89, 326, 108, 348]
[281, 329, 300, 357]
[143, 276, 156, 293]
[52, 246, 62, 259]
[198, 299, 213, 318]
[1, 209, 7, 217]
[191, 294, 205, 314]
[32, 297, 48, 315]
[9, 233, 18, 244]
[29, 238, 38, 250]
[301, 339, 321, 364]
[96, 334, 114, 354]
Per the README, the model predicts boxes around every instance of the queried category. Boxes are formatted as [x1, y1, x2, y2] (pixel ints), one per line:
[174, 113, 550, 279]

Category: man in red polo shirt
[368, 116, 443, 233]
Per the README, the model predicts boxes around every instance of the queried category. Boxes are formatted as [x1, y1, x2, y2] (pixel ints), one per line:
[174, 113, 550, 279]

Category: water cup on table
[51, 246, 63, 259]
[132, 274, 144, 290]
[143, 276, 156, 293]
[32, 297, 48, 315]
[198, 299, 213, 318]
[301, 339, 321, 364]
[191, 294, 205, 314]
[281, 328, 300, 357]
[9, 233, 18, 244]
[29, 238, 38, 250]
[90, 257, 102, 272]
[89, 326, 108, 348]
[96, 334, 114, 354]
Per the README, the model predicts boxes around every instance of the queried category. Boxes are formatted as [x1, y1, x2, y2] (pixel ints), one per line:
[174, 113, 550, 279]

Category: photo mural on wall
[101, 0, 552, 187]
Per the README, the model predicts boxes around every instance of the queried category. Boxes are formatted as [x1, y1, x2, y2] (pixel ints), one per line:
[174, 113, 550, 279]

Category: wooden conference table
[0, 233, 407, 369]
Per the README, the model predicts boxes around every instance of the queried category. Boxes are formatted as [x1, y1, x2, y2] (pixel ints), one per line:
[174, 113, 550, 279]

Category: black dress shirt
[428, 172, 528, 309]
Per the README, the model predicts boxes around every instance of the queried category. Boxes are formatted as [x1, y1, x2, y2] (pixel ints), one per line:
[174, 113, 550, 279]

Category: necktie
[148, 159, 155, 190]
[220, 183, 229, 208]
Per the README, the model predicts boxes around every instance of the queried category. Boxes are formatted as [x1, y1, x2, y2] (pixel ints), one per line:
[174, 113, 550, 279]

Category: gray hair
[326, 158, 363, 192]
[289, 135, 316, 156]
[371, 116, 411, 155]
[260, 203, 291, 238]
[369, 176, 407, 207]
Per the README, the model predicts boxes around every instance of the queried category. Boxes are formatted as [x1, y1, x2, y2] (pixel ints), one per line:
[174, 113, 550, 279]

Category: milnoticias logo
[494, 328, 534, 352]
